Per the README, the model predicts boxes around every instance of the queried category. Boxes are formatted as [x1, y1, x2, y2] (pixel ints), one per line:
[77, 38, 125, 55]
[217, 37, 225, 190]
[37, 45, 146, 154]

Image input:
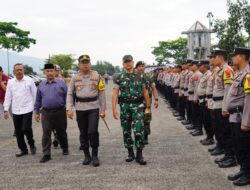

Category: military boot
[92, 148, 100, 167]
[135, 149, 147, 165]
[126, 148, 135, 162]
[82, 149, 92, 165]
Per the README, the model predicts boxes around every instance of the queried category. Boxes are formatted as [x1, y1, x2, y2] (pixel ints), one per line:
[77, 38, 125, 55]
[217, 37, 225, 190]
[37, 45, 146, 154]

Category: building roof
[182, 21, 212, 34]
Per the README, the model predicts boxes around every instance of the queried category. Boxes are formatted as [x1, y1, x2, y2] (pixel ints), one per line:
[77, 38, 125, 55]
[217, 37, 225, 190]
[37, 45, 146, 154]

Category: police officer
[188, 60, 203, 136]
[67, 55, 106, 167]
[211, 50, 237, 168]
[225, 47, 250, 186]
[135, 61, 159, 145]
[112, 55, 151, 165]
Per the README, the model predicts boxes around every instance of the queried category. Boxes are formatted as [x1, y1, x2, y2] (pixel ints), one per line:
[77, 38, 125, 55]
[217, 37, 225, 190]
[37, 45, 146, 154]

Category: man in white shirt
[4, 63, 37, 157]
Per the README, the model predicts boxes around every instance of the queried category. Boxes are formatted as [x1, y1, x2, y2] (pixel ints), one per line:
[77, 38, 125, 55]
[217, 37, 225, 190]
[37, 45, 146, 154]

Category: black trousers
[186, 99, 192, 122]
[231, 122, 250, 173]
[12, 112, 35, 152]
[76, 109, 100, 150]
[213, 109, 234, 156]
[191, 101, 202, 130]
[200, 103, 214, 139]
[179, 95, 185, 118]
[41, 107, 68, 155]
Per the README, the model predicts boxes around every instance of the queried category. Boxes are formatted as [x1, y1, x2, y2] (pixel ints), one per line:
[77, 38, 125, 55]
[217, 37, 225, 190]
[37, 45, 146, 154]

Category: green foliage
[213, 0, 250, 52]
[91, 61, 120, 75]
[152, 37, 187, 65]
[23, 64, 37, 75]
[45, 54, 75, 77]
[0, 22, 36, 52]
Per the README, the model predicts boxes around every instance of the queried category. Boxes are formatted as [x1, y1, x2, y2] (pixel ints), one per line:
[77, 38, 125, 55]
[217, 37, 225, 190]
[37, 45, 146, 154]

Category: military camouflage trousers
[120, 103, 145, 150]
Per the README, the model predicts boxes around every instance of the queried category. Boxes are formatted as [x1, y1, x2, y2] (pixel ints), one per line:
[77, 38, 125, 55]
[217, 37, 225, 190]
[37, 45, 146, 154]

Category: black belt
[75, 96, 98, 102]
[188, 91, 194, 95]
[228, 106, 243, 114]
[184, 88, 188, 91]
[213, 96, 223, 101]
[181, 88, 184, 90]
[206, 94, 212, 99]
[43, 107, 65, 112]
[199, 95, 206, 99]
[118, 97, 143, 104]
[174, 87, 179, 89]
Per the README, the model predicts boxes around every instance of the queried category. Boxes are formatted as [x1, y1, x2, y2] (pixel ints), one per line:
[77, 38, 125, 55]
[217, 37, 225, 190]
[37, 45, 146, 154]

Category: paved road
[0, 82, 247, 190]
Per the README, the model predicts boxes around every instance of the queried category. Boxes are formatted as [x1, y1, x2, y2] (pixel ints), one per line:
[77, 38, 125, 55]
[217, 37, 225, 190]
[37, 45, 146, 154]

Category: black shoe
[177, 117, 185, 121]
[186, 125, 195, 130]
[53, 139, 59, 148]
[92, 148, 100, 167]
[126, 148, 135, 162]
[190, 130, 198, 135]
[16, 151, 28, 157]
[40, 155, 51, 163]
[182, 120, 191, 125]
[62, 149, 69, 155]
[192, 130, 203, 136]
[13, 130, 16, 137]
[218, 158, 237, 168]
[30, 146, 37, 155]
[201, 138, 215, 146]
[79, 146, 83, 151]
[210, 147, 224, 156]
[228, 170, 245, 181]
[83, 149, 92, 165]
[233, 175, 250, 186]
[173, 113, 180, 117]
[135, 149, 147, 165]
[208, 146, 217, 153]
[214, 156, 228, 164]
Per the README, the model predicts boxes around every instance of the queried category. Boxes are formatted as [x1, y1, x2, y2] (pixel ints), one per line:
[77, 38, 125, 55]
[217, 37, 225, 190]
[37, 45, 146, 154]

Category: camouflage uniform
[113, 71, 146, 150]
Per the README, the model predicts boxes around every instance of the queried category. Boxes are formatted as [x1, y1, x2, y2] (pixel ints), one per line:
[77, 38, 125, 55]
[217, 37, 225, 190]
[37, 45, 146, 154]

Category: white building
[182, 21, 213, 60]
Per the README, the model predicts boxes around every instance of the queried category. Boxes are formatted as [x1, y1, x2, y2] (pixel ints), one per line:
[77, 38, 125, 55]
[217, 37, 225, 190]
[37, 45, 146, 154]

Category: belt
[118, 97, 143, 104]
[228, 106, 243, 114]
[188, 91, 194, 95]
[199, 95, 206, 99]
[75, 96, 98, 102]
[181, 87, 184, 90]
[206, 94, 212, 99]
[174, 87, 180, 89]
[212, 96, 223, 101]
[43, 107, 65, 112]
[184, 88, 188, 91]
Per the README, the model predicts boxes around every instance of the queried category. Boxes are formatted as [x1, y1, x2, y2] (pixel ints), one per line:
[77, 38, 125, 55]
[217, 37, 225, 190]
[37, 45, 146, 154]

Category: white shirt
[4, 76, 37, 115]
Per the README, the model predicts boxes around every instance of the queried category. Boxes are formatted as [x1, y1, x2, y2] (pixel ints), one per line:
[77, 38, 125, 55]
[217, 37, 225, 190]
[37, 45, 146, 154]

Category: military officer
[225, 47, 250, 186]
[135, 61, 159, 145]
[112, 55, 151, 165]
[66, 55, 106, 167]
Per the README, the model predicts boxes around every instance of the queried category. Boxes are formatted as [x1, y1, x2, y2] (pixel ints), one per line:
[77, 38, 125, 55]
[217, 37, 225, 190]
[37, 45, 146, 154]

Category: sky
[0, 0, 242, 66]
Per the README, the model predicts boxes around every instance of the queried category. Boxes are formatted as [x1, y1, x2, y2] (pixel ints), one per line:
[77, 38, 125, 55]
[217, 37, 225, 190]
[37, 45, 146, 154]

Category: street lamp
[207, 12, 214, 30]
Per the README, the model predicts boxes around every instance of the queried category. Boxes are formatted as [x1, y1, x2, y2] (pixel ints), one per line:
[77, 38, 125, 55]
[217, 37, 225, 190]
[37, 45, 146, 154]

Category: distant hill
[0, 50, 45, 74]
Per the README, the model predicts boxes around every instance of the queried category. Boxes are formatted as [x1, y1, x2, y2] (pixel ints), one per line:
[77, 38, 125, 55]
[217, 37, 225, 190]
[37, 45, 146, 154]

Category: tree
[92, 61, 118, 76]
[0, 22, 36, 52]
[24, 64, 37, 75]
[152, 37, 187, 65]
[213, 0, 250, 52]
[45, 54, 75, 77]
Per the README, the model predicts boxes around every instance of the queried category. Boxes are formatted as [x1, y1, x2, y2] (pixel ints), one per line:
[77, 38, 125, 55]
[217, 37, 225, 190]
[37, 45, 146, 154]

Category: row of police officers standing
[156, 47, 250, 186]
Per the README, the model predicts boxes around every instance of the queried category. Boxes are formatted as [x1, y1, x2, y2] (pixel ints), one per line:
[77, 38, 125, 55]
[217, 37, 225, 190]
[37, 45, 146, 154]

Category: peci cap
[78, 55, 90, 62]
[231, 47, 250, 57]
[122, 55, 133, 62]
[44, 63, 54, 70]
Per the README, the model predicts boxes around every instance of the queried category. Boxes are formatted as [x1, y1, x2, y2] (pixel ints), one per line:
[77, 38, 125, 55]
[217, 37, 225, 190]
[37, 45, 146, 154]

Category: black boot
[82, 149, 91, 165]
[92, 148, 100, 167]
[135, 149, 147, 165]
[125, 148, 135, 162]
[144, 134, 149, 145]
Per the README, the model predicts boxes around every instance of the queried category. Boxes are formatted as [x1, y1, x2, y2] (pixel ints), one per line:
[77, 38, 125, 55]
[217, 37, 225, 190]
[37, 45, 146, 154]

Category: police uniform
[211, 50, 236, 163]
[67, 55, 106, 167]
[197, 60, 214, 144]
[178, 63, 188, 119]
[225, 47, 250, 186]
